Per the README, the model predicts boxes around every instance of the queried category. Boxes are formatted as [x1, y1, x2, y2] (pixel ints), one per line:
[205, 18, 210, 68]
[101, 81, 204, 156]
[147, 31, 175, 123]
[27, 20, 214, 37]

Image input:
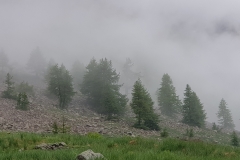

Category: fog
[1, 0, 240, 129]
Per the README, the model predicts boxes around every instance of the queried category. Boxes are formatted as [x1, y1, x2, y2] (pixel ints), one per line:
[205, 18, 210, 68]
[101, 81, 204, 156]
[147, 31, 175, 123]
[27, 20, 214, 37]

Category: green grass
[0, 132, 239, 160]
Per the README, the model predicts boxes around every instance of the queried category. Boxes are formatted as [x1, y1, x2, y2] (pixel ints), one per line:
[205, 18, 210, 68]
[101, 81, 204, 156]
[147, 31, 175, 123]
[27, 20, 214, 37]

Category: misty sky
[1, 0, 240, 129]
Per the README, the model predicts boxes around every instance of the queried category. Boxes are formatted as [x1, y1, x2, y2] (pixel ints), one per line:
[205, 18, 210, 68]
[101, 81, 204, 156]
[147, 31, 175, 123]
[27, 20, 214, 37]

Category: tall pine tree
[182, 84, 206, 128]
[217, 99, 235, 130]
[157, 73, 182, 117]
[131, 79, 160, 131]
[80, 58, 127, 119]
[2, 73, 16, 99]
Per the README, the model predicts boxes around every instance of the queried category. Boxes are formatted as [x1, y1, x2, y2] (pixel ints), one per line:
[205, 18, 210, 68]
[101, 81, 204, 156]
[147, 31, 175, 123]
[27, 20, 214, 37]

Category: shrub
[161, 128, 169, 138]
[212, 122, 222, 133]
[132, 123, 149, 130]
[144, 117, 160, 131]
[185, 128, 194, 138]
[52, 121, 59, 134]
[51, 116, 71, 134]
[60, 116, 71, 133]
[87, 132, 103, 139]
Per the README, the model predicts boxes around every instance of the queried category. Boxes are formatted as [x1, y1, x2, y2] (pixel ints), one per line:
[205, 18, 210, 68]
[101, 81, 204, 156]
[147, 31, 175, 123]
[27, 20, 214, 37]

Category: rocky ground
[0, 86, 236, 145]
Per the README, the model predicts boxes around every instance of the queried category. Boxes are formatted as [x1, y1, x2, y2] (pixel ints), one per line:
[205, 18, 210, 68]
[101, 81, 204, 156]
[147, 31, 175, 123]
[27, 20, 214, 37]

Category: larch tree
[131, 79, 160, 131]
[2, 73, 16, 99]
[182, 84, 206, 128]
[16, 92, 29, 110]
[157, 73, 182, 117]
[80, 58, 127, 119]
[217, 98, 235, 130]
[46, 64, 75, 109]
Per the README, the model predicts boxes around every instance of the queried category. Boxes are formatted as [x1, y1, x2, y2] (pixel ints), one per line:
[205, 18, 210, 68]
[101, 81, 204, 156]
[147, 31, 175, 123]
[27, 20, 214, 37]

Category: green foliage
[130, 79, 160, 131]
[15, 81, 35, 96]
[157, 73, 182, 117]
[60, 115, 70, 133]
[45, 64, 75, 109]
[184, 128, 194, 137]
[182, 84, 206, 128]
[51, 121, 59, 134]
[1, 73, 16, 99]
[160, 128, 169, 138]
[16, 92, 29, 110]
[87, 132, 103, 139]
[51, 116, 71, 134]
[231, 131, 239, 147]
[217, 99, 235, 130]
[81, 58, 128, 119]
[1, 132, 240, 159]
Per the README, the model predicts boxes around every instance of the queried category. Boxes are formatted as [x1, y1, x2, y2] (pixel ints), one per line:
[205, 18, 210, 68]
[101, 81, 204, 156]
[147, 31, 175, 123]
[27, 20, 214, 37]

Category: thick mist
[1, 0, 240, 129]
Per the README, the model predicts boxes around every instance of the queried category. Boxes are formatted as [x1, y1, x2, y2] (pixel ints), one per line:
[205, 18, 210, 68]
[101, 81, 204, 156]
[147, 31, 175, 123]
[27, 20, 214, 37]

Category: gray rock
[76, 149, 105, 160]
[34, 143, 48, 150]
[34, 142, 67, 150]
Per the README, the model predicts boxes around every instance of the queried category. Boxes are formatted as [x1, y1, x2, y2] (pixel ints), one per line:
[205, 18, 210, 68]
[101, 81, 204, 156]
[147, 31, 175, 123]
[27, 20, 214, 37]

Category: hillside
[0, 85, 237, 147]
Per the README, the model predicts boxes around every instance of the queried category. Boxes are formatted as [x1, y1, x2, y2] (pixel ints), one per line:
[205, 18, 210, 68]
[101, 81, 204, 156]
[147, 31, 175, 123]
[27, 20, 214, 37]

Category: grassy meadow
[0, 132, 239, 160]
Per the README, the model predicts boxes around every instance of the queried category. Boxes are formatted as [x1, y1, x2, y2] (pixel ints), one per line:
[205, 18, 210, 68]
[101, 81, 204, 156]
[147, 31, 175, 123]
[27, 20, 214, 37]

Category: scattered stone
[76, 149, 105, 160]
[34, 142, 67, 150]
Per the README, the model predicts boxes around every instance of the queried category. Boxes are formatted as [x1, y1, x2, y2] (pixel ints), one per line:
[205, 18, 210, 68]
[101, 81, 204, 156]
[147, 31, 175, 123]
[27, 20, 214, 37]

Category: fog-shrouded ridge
[1, 0, 240, 129]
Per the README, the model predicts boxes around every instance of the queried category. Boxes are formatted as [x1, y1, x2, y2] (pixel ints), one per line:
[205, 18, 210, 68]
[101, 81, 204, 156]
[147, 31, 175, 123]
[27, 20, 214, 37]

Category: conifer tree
[81, 58, 127, 119]
[2, 73, 16, 99]
[217, 99, 235, 130]
[16, 92, 29, 110]
[157, 73, 182, 117]
[190, 92, 206, 127]
[182, 84, 192, 125]
[231, 131, 239, 147]
[182, 84, 206, 128]
[46, 64, 75, 109]
[131, 79, 160, 131]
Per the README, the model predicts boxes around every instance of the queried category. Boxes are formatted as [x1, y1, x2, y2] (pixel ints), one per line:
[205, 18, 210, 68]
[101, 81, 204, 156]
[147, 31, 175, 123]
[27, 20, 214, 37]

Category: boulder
[76, 149, 105, 160]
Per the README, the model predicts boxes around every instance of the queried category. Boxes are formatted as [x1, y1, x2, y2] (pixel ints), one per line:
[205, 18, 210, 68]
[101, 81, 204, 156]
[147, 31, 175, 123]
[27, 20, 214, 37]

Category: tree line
[44, 57, 235, 131]
[0, 48, 235, 131]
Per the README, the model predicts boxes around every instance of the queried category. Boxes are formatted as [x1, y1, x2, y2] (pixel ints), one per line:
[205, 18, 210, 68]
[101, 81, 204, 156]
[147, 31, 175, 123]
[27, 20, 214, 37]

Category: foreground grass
[0, 132, 239, 160]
